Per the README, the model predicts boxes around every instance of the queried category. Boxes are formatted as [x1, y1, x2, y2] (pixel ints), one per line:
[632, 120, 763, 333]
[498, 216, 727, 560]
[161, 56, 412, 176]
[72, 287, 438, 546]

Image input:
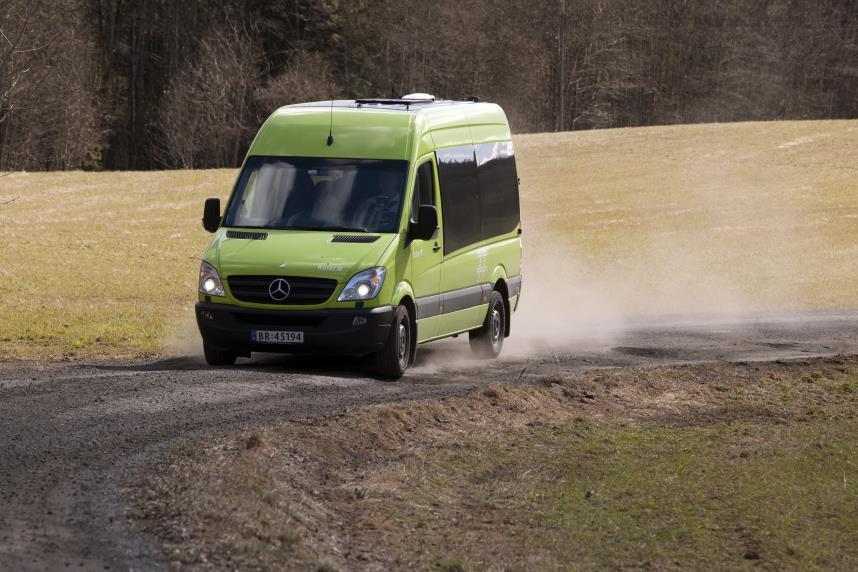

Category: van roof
[246, 98, 511, 162]
[286, 98, 480, 112]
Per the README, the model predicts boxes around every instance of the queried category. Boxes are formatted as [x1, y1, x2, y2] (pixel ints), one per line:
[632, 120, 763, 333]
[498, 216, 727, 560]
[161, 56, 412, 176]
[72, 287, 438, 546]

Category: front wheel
[469, 290, 505, 359]
[374, 305, 413, 379]
[203, 340, 237, 366]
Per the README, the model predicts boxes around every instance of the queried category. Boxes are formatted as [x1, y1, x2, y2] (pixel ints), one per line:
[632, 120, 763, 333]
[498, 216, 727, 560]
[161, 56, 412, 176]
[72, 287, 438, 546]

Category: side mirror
[202, 198, 221, 233]
[409, 205, 438, 241]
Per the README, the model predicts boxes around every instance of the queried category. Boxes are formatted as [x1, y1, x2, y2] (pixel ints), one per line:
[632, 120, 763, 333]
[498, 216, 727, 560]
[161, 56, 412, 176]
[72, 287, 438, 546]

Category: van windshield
[223, 156, 408, 233]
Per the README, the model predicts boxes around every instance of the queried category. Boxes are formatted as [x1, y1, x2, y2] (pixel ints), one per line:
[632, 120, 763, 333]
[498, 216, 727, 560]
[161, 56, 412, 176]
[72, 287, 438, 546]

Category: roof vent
[356, 96, 434, 107]
[402, 93, 435, 102]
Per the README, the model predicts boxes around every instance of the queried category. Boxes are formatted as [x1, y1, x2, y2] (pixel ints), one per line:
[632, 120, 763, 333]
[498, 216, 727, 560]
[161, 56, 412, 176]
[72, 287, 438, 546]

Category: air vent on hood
[330, 234, 380, 243]
[226, 230, 268, 240]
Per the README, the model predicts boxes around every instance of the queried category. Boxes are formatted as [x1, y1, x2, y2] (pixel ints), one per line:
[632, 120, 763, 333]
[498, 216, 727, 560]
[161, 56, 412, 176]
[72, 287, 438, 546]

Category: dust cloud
[505, 203, 767, 358]
[163, 307, 204, 358]
[505, 237, 753, 358]
[503, 124, 833, 358]
[505, 249, 627, 357]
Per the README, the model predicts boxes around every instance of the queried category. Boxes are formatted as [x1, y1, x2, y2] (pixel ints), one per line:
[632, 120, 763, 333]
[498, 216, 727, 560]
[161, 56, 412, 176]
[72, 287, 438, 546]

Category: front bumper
[195, 302, 394, 356]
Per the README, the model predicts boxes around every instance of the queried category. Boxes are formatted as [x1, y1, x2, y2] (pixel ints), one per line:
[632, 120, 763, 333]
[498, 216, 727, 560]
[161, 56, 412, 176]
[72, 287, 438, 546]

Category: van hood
[214, 229, 396, 283]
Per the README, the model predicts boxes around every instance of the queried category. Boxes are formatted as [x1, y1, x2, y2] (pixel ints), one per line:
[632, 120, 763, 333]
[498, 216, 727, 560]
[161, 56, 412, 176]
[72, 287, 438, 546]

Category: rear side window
[436, 142, 520, 255]
[436, 147, 480, 254]
[476, 141, 520, 239]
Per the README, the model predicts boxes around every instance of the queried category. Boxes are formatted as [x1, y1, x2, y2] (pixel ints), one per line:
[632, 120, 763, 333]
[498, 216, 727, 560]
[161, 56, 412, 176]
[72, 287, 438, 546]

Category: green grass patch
[411, 416, 858, 570]
[547, 422, 852, 568]
[402, 365, 858, 569]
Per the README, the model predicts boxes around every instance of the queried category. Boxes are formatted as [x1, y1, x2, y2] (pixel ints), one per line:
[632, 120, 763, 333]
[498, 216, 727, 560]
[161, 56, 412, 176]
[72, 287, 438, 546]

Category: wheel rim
[397, 319, 409, 370]
[490, 306, 503, 349]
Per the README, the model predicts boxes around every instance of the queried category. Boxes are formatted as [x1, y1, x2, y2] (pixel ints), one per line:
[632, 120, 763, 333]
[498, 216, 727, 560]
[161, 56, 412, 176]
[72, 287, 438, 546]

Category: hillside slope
[516, 120, 858, 319]
[1, 120, 856, 360]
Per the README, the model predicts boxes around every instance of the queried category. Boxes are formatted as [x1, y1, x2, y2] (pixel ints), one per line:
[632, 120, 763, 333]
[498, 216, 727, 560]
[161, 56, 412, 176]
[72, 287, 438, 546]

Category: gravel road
[1, 309, 857, 571]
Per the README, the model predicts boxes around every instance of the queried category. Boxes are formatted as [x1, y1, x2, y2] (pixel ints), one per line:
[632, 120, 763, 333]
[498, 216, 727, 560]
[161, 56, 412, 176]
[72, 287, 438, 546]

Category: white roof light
[401, 93, 435, 101]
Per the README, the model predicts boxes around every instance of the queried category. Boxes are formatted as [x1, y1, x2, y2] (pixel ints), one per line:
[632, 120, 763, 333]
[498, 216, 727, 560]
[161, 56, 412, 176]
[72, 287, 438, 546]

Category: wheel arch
[492, 277, 512, 338]
[391, 280, 415, 308]
[392, 282, 418, 365]
[398, 295, 418, 365]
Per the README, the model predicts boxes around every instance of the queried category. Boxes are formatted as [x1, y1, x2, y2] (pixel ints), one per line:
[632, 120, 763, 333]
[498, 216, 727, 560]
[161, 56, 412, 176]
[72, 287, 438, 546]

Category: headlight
[199, 260, 225, 296]
[338, 267, 386, 301]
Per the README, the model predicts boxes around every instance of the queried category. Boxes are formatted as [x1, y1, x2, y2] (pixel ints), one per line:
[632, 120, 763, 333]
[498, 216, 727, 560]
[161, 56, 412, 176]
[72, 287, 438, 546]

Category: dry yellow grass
[516, 120, 858, 315]
[0, 120, 856, 360]
[0, 170, 234, 360]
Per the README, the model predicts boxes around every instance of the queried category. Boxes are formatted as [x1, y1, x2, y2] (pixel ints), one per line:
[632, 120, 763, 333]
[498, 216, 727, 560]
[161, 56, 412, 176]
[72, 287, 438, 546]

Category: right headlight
[199, 260, 225, 296]
[338, 267, 386, 301]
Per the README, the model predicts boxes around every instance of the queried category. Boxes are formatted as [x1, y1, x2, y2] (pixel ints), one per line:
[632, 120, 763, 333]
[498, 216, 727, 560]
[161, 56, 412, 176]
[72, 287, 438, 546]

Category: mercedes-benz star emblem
[268, 278, 291, 301]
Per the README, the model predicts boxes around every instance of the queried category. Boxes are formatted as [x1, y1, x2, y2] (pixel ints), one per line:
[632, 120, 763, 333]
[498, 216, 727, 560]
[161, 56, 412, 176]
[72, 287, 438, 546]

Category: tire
[374, 304, 412, 379]
[203, 340, 237, 366]
[469, 290, 505, 359]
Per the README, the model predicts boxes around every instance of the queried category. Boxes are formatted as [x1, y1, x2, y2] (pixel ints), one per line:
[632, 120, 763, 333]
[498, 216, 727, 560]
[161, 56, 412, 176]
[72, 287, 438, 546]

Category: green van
[196, 94, 522, 378]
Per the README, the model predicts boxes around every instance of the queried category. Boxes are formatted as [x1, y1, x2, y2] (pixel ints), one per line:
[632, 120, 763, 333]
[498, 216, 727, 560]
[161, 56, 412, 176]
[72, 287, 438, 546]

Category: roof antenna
[326, 99, 334, 146]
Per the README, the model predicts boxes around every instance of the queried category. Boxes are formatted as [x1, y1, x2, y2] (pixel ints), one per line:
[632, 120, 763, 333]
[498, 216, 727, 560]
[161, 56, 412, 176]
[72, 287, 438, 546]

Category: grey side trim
[416, 294, 442, 320]
[480, 282, 493, 301]
[441, 285, 485, 314]
[415, 278, 522, 320]
[507, 275, 522, 298]
[415, 283, 492, 319]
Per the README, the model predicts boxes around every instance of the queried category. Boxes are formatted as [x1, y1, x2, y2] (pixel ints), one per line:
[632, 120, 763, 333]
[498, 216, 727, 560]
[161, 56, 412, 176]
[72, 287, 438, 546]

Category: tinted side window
[476, 141, 520, 238]
[411, 160, 436, 224]
[417, 161, 434, 206]
[410, 173, 420, 224]
[436, 146, 480, 254]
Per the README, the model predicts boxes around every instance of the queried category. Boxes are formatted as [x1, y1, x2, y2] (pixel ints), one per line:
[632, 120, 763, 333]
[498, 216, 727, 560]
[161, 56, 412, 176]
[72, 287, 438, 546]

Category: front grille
[232, 312, 327, 327]
[226, 230, 268, 240]
[330, 234, 380, 243]
[226, 275, 338, 305]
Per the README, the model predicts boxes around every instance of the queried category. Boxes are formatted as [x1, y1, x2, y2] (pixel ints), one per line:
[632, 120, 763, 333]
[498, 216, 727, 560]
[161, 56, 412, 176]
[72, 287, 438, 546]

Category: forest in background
[1, 0, 856, 171]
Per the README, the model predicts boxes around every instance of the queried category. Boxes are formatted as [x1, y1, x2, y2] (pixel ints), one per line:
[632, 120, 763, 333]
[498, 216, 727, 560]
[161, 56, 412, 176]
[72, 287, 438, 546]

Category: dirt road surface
[1, 309, 857, 571]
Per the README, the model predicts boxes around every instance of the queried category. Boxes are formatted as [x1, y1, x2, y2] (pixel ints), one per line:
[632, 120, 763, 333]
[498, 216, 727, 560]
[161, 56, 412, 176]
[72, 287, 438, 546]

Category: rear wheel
[469, 290, 505, 359]
[203, 340, 237, 366]
[374, 304, 412, 379]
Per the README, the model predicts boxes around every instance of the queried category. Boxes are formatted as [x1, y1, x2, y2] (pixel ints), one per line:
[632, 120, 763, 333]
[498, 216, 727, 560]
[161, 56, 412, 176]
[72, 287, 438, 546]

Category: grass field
[133, 357, 858, 570]
[1, 120, 857, 360]
[516, 120, 858, 321]
[0, 170, 233, 360]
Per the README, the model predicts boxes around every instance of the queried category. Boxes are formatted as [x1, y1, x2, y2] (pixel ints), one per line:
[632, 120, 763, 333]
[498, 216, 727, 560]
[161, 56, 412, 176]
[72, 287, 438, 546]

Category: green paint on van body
[196, 97, 522, 372]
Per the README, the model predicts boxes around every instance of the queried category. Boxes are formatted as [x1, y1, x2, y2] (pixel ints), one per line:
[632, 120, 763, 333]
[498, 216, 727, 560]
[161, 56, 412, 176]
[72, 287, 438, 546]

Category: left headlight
[199, 260, 225, 296]
[338, 267, 386, 301]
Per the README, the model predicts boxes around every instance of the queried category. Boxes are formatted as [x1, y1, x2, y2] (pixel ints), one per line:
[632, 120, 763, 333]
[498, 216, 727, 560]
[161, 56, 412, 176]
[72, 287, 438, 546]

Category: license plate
[251, 330, 304, 344]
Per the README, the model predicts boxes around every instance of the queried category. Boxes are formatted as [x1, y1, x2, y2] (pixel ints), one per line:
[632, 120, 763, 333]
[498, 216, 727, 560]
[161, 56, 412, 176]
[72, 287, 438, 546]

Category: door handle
[432, 242, 441, 253]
